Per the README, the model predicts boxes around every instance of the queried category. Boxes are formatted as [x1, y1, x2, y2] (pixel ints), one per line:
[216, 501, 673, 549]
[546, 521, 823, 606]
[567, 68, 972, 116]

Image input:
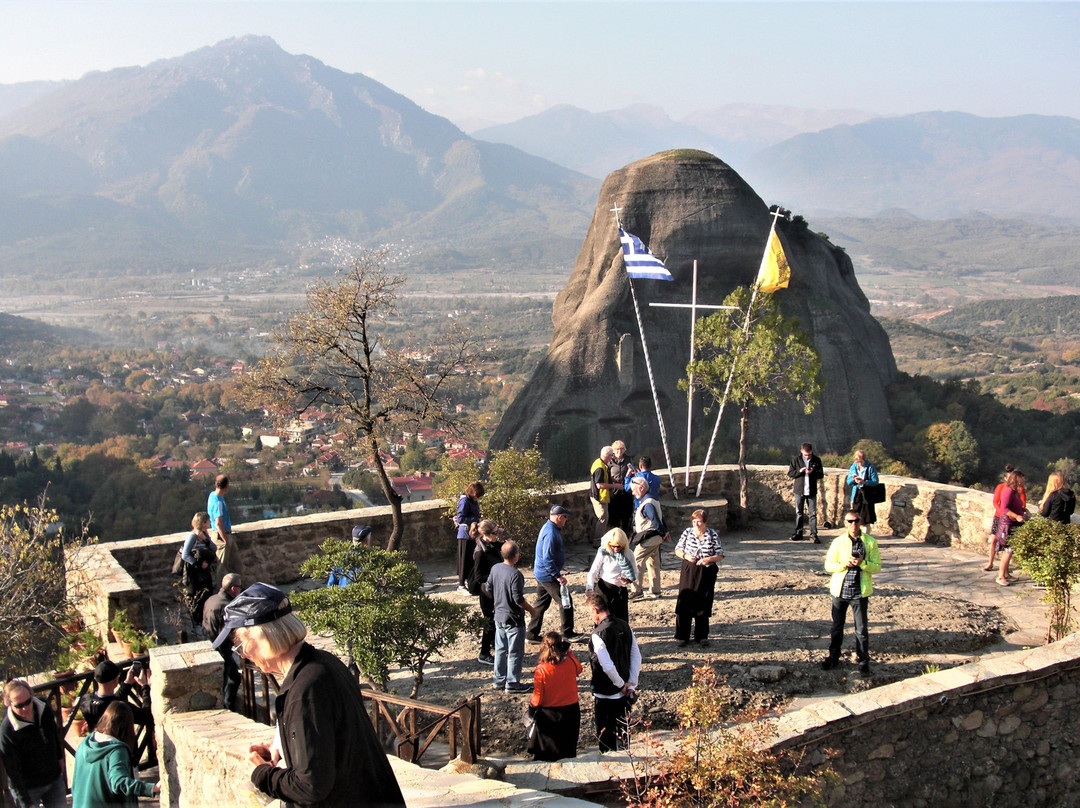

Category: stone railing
[69, 466, 997, 639]
[768, 632, 1080, 806]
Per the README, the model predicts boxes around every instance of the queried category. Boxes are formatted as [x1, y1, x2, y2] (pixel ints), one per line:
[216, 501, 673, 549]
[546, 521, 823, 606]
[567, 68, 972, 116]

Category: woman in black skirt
[527, 632, 582, 761]
[673, 509, 724, 647]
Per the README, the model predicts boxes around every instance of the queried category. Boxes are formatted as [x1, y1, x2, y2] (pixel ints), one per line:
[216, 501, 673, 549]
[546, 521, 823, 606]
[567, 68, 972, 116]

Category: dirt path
[366, 520, 1017, 758]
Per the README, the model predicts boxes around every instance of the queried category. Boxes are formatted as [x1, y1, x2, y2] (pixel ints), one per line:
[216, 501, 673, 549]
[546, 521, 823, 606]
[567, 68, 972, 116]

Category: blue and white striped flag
[619, 227, 673, 281]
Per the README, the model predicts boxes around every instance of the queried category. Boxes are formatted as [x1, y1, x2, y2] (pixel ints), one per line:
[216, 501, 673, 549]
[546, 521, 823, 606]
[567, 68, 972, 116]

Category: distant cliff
[490, 150, 897, 479]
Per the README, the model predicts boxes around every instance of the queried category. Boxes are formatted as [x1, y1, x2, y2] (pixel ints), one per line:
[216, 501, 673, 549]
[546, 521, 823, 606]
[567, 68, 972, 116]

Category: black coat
[251, 643, 404, 808]
[787, 454, 824, 495]
[1041, 488, 1077, 524]
[0, 699, 63, 803]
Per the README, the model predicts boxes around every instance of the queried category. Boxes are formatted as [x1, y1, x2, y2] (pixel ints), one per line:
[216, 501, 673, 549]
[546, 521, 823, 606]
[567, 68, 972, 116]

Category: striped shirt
[674, 527, 723, 561]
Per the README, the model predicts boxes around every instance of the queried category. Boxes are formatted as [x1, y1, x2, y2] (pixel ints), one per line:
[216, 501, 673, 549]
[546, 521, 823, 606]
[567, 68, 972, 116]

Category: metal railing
[30, 656, 155, 769]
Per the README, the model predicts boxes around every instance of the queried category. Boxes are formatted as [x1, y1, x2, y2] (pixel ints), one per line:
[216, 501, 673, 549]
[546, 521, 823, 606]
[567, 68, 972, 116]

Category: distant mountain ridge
[473, 103, 875, 178]
[744, 112, 1080, 219]
[0, 36, 596, 276]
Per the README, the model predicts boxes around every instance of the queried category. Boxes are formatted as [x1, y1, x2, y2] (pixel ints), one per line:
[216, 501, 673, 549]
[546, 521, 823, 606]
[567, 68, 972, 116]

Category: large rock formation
[491, 150, 897, 480]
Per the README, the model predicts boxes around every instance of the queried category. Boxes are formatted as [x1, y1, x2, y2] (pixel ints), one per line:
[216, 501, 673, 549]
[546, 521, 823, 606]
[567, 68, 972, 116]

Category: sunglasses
[12, 696, 32, 710]
[845, 519, 861, 524]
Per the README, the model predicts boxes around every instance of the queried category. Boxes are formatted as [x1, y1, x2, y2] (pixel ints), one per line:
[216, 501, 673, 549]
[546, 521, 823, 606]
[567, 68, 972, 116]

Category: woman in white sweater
[586, 528, 638, 623]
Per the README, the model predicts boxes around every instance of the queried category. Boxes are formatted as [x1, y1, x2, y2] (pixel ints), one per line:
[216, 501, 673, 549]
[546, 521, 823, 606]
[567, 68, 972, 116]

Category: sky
[2, 1, 1078, 129]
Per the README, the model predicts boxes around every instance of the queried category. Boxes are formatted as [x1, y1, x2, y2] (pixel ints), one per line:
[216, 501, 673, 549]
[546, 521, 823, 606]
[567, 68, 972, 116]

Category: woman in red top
[985, 464, 1026, 571]
[527, 631, 582, 761]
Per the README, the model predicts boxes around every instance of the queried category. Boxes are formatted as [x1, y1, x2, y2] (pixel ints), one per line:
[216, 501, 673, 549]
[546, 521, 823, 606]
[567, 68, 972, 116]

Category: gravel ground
[371, 524, 1012, 758]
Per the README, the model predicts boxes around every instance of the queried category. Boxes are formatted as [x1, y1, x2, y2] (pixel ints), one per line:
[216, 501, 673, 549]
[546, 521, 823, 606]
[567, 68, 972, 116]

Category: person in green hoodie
[72, 702, 158, 808]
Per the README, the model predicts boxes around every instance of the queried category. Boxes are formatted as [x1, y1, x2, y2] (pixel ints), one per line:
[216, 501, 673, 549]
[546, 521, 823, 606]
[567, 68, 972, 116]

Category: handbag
[863, 483, 887, 505]
[170, 548, 185, 576]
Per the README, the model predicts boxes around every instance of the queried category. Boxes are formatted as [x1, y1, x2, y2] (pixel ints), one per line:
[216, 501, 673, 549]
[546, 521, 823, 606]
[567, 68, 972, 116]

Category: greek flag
[619, 227, 673, 281]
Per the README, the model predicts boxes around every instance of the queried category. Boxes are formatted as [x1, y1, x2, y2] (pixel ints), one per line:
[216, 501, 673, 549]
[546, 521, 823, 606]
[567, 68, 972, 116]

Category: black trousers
[828, 596, 869, 663]
[527, 579, 575, 639]
[594, 695, 631, 753]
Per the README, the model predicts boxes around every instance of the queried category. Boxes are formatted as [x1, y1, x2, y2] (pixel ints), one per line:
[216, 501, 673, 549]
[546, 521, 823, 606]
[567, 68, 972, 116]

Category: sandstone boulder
[491, 150, 896, 480]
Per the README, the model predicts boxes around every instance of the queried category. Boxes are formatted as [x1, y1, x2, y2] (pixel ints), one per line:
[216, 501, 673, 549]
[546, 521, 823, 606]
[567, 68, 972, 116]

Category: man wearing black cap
[79, 658, 155, 762]
[527, 505, 582, 643]
[215, 582, 404, 807]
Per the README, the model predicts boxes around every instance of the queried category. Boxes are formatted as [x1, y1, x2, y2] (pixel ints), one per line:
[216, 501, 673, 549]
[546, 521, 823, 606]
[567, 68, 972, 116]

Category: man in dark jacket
[585, 592, 641, 753]
[202, 573, 244, 711]
[216, 582, 405, 807]
[1, 680, 65, 808]
[787, 442, 824, 543]
[79, 660, 153, 733]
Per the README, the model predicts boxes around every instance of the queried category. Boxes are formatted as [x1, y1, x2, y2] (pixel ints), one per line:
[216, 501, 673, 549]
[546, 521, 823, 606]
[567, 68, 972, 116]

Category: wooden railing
[361, 688, 483, 765]
[238, 661, 483, 765]
[30, 656, 155, 769]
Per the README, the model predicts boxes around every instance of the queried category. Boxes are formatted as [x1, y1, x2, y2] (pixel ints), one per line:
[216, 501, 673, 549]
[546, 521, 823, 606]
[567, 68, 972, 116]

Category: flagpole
[694, 209, 783, 497]
[613, 205, 678, 498]
[684, 259, 698, 489]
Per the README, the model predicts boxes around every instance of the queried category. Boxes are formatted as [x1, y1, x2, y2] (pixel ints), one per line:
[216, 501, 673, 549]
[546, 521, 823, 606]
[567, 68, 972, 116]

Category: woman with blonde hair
[1039, 472, 1076, 524]
[71, 701, 159, 807]
[527, 631, 582, 761]
[586, 528, 637, 623]
[214, 583, 405, 806]
[180, 511, 217, 626]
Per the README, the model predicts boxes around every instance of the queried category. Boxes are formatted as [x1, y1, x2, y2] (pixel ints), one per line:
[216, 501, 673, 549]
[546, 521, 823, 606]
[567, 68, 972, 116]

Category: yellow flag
[755, 229, 790, 293]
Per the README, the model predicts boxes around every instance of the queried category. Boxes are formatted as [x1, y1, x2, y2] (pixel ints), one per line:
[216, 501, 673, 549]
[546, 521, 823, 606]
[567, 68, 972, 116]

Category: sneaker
[525, 635, 542, 644]
[812, 536, 821, 544]
[676, 639, 689, 647]
[456, 586, 472, 594]
[859, 662, 871, 675]
[492, 683, 505, 691]
[505, 682, 531, 694]
[698, 639, 709, 647]
[820, 657, 839, 671]
[564, 632, 587, 642]
[477, 654, 495, 666]
[644, 592, 661, 600]
[790, 533, 805, 541]
[627, 590, 644, 601]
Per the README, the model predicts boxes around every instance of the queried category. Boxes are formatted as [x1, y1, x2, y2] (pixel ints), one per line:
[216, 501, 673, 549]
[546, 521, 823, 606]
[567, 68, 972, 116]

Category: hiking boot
[790, 533, 805, 541]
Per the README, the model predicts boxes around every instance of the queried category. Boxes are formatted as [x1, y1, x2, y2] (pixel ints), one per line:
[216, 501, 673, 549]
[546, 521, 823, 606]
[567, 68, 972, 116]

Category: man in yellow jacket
[822, 509, 882, 675]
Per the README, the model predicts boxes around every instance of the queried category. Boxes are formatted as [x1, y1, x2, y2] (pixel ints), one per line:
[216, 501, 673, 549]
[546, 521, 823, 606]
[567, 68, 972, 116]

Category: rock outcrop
[491, 150, 897, 480]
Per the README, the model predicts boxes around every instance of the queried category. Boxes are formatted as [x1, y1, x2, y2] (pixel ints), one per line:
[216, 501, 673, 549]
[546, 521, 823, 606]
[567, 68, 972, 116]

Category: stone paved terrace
[470, 518, 1057, 801]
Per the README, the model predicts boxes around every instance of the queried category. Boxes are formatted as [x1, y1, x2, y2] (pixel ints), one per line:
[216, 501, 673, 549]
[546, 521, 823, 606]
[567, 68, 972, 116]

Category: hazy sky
[2, 1, 1078, 128]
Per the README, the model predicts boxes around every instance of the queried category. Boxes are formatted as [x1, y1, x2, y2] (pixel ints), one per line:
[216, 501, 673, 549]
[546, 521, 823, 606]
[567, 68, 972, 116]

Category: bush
[293, 540, 481, 697]
[624, 664, 833, 807]
[1010, 517, 1080, 642]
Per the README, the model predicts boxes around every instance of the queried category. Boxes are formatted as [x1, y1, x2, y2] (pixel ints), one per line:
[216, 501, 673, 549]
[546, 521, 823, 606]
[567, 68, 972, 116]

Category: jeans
[18, 773, 67, 808]
[829, 596, 869, 662]
[494, 621, 525, 687]
[794, 493, 817, 537]
[219, 646, 241, 712]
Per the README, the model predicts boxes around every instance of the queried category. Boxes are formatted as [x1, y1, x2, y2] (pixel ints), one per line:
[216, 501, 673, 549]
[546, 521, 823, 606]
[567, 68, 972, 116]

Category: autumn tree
[0, 496, 93, 679]
[686, 287, 822, 522]
[241, 252, 476, 550]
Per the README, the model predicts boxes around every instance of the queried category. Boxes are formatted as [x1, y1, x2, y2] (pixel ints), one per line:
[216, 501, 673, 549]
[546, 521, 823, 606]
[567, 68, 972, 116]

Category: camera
[132, 661, 143, 677]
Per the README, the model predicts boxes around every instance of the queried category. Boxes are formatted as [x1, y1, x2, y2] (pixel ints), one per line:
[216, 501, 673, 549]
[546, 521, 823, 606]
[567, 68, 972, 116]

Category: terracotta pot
[73, 718, 89, 737]
[119, 641, 134, 659]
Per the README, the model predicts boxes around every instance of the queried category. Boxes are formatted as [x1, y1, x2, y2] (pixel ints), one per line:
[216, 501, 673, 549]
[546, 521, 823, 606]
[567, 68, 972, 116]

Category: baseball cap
[351, 525, 373, 542]
[94, 660, 121, 683]
[550, 505, 571, 516]
[211, 582, 293, 650]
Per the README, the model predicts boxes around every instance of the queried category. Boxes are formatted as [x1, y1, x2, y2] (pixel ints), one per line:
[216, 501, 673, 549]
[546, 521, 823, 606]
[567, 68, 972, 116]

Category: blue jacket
[625, 470, 661, 507]
[533, 519, 565, 583]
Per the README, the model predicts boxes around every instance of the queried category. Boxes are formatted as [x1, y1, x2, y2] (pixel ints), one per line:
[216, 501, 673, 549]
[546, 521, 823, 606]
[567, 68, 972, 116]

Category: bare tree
[243, 251, 476, 550]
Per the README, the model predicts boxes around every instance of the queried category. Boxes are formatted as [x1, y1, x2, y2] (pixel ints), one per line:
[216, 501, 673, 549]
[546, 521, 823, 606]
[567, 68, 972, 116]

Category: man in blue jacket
[526, 505, 583, 642]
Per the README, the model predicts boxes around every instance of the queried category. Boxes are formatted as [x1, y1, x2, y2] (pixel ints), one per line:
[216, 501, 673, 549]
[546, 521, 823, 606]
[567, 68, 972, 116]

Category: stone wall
[769, 633, 1080, 807]
[69, 466, 997, 638]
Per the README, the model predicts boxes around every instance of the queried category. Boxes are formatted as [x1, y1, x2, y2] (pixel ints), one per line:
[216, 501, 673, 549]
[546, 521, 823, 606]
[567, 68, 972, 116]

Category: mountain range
[1, 35, 1078, 283]
[0, 36, 595, 276]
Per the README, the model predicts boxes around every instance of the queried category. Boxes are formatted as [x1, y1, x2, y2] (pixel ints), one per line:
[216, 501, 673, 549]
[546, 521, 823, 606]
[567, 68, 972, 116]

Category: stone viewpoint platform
[70, 465, 1079, 806]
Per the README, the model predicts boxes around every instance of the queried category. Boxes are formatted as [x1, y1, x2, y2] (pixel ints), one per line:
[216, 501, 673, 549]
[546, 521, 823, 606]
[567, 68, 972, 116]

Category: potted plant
[72, 710, 89, 737]
[110, 612, 135, 644]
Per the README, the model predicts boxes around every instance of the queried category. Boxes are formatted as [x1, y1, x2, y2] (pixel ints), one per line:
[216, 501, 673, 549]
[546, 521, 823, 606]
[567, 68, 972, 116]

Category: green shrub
[1010, 516, 1080, 642]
